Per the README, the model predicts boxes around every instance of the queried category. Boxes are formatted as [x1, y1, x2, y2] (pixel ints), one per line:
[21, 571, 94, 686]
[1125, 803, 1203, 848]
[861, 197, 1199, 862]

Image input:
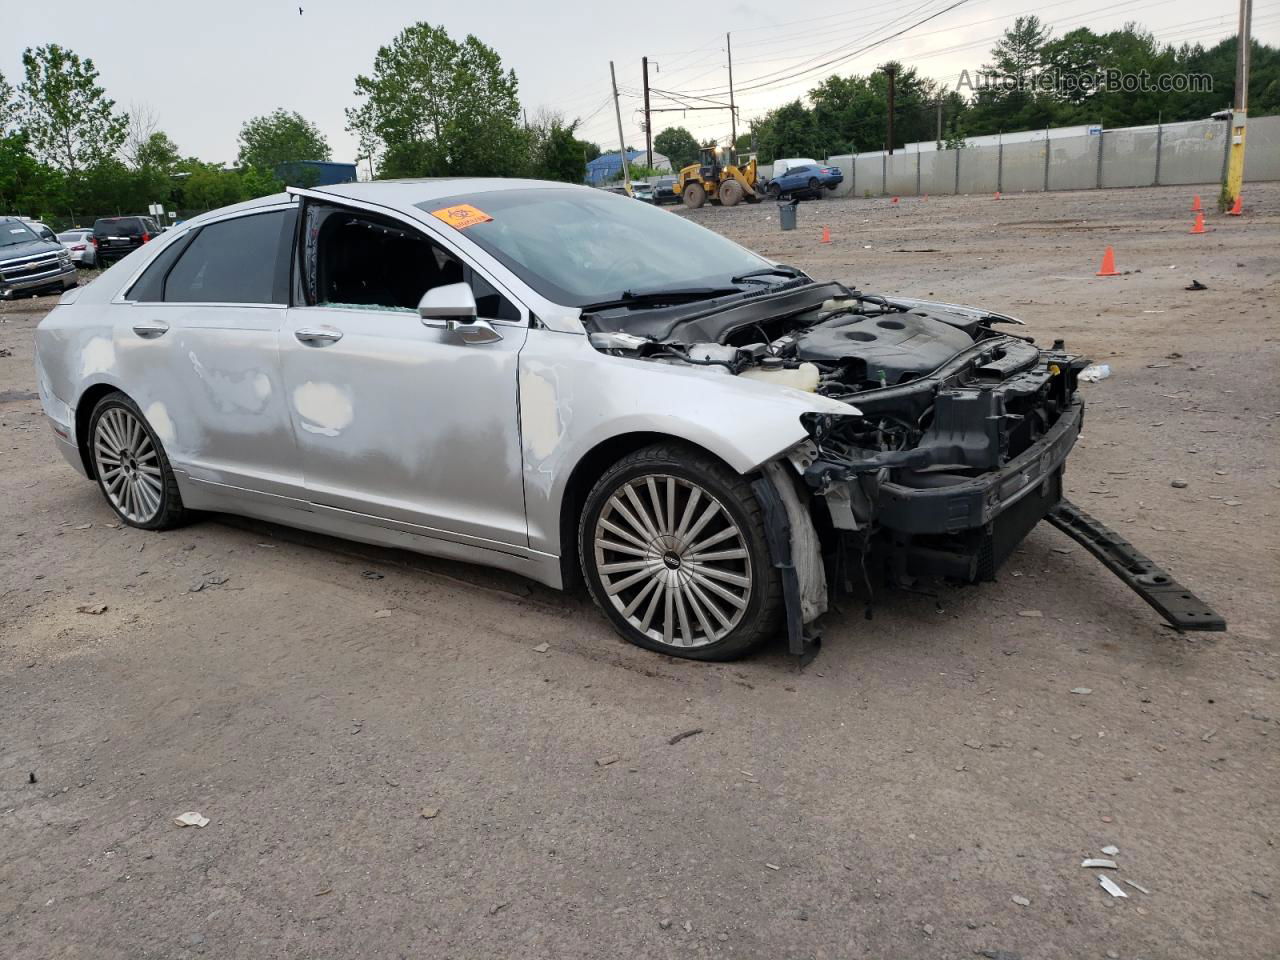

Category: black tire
[87, 391, 191, 530]
[808, 177, 823, 199]
[578, 442, 783, 661]
[767, 182, 781, 200]
[683, 182, 706, 209]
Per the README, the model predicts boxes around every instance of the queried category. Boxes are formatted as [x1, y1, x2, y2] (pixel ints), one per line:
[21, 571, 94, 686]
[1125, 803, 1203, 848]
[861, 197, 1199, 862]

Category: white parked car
[33, 179, 1223, 660]
[58, 229, 98, 267]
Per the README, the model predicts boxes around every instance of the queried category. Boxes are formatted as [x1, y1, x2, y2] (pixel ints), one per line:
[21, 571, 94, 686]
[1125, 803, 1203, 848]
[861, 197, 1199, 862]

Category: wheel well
[556, 432, 734, 589]
[74, 384, 123, 478]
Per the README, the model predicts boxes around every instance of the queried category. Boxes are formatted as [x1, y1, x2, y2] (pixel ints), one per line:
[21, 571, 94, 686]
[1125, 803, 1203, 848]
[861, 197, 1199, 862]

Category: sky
[4, 0, 1274, 167]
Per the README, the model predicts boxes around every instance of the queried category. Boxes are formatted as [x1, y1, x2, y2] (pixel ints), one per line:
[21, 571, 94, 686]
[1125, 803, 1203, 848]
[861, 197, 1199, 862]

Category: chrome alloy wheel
[92, 406, 164, 524]
[593, 475, 753, 648]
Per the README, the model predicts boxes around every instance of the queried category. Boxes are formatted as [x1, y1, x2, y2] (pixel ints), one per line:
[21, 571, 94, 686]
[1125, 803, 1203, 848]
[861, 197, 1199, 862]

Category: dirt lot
[2, 185, 1277, 960]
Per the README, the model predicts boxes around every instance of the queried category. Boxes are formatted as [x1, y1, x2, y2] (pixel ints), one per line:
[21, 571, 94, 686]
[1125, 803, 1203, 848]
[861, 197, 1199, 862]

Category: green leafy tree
[0, 132, 67, 215]
[582, 141, 602, 163]
[347, 22, 523, 177]
[527, 113, 590, 182]
[755, 100, 824, 162]
[0, 70, 18, 134]
[17, 44, 127, 175]
[135, 131, 180, 173]
[654, 126, 700, 170]
[237, 108, 331, 171]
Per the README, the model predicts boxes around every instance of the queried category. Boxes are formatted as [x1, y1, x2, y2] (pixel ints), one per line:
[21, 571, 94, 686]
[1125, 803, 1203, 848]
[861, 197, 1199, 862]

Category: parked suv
[91, 216, 163, 266]
[0, 217, 78, 300]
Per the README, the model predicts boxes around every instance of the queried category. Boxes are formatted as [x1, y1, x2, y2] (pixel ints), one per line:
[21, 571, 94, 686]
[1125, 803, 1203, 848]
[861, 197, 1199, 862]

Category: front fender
[519, 330, 856, 555]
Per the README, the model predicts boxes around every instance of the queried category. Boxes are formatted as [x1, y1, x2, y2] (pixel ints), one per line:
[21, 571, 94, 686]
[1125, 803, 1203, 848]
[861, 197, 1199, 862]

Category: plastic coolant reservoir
[739, 362, 821, 392]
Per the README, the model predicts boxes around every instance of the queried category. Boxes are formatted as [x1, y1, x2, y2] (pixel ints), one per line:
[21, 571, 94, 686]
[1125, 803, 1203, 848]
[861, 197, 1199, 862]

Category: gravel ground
[1, 184, 1277, 960]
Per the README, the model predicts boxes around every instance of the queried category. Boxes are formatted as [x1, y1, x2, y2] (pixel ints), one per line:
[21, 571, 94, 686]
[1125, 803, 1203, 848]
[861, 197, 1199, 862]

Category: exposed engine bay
[587, 280, 1225, 655]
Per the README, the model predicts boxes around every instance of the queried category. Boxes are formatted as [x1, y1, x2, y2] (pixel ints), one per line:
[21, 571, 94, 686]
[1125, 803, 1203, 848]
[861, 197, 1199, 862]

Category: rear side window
[127, 232, 197, 302]
[163, 210, 295, 304]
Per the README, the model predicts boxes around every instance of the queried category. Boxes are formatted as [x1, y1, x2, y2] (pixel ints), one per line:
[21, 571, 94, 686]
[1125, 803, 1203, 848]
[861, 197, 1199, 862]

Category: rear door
[115, 204, 302, 499]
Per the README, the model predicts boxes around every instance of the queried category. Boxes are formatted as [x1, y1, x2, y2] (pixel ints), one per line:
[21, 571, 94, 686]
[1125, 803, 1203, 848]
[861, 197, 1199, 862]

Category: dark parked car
[91, 216, 164, 266]
[766, 164, 844, 200]
[0, 217, 78, 300]
[652, 176, 680, 205]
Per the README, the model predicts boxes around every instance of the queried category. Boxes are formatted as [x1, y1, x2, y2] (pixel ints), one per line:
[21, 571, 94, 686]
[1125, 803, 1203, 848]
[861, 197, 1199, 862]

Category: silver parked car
[58, 229, 98, 267]
[34, 180, 1223, 660]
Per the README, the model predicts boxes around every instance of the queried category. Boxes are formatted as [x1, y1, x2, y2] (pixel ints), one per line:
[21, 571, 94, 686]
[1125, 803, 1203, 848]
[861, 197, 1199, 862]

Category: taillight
[91, 236, 99, 247]
[71, 244, 86, 251]
[142, 232, 150, 243]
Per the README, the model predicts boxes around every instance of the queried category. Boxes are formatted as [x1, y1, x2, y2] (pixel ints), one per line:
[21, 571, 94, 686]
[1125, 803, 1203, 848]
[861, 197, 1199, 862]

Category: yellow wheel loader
[676, 146, 760, 209]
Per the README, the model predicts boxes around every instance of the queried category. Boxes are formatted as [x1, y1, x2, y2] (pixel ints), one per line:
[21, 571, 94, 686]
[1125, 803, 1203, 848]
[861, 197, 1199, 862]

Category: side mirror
[418, 282, 477, 321]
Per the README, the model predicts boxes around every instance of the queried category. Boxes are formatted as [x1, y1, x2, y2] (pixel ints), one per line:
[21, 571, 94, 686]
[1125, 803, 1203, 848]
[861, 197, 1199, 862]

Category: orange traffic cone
[994, 191, 1001, 200]
[1096, 246, 1120, 276]
[1190, 212, 1205, 234]
[820, 225, 832, 244]
[1191, 194, 1202, 212]
[891, 196, 899, 203]
[1227, 194, 1243, 216]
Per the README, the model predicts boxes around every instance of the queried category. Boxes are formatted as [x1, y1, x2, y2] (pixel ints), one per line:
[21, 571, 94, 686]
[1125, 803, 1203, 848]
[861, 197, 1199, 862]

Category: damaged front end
[588, 280, 1225, 656]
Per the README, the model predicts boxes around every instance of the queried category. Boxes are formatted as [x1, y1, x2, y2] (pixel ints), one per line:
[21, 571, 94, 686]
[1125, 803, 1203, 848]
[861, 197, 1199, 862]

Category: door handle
[294, 327, 344, 345]
[131, 320, 169, 338]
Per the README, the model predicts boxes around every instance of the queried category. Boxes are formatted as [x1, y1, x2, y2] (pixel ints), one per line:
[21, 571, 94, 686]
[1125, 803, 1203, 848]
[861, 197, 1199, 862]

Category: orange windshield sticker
[430, 204, 493, 230]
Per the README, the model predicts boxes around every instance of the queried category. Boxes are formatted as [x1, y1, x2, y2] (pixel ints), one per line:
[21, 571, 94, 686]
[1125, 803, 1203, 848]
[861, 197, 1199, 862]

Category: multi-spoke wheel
[88, 393, 188, 530]
[580, 443, 781, 660]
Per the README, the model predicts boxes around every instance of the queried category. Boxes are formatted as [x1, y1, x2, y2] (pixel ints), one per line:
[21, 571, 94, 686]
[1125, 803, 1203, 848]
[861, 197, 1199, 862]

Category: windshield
[1, 222, 39, 248]
[416, 187, 769, 307]
[57, 231, 87, 242]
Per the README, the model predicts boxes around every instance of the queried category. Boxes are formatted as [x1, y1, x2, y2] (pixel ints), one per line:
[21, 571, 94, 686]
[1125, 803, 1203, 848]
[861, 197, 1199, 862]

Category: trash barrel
[779, 201, 798, 231]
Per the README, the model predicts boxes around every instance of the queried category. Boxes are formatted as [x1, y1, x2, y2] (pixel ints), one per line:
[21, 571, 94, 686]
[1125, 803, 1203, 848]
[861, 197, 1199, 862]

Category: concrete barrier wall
[920, 151, 956, 195]
[827, 155, 855, 197]
[957, 145, 1000, 194]
[814, 115, 1276, 198]
[1001, 140, 1046, 192]
[1101, 127, 1159, 188]
[1245, 114, 1280, 181]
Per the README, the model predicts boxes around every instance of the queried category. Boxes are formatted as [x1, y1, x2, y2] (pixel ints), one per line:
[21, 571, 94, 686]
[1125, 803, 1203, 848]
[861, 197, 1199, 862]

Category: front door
[280, 200, 530, 550]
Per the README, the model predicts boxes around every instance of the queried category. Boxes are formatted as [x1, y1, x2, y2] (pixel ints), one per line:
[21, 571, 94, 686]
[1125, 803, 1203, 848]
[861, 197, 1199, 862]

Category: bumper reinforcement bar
[1046, 499, 1226, 632]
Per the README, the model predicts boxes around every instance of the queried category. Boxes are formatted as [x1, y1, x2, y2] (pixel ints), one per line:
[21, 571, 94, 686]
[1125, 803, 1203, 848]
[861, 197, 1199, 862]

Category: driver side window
[302, 205, 519, 322]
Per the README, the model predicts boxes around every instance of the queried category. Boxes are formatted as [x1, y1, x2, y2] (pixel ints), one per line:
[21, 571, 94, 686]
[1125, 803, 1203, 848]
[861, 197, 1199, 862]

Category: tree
[526, 111, 591, 182]
[755, 100, 824, 162]
[654, 126, 700, 170]
[0, 70, 18, 134]
[347, 22, 523, 177]
[17, 44, 127, 175]
[135, 131, 180, 173]
[237, 108, 331, 171]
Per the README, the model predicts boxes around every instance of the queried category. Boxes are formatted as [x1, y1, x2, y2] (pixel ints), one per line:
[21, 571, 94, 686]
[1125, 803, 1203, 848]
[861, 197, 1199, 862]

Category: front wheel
[579, 443, 782, 660]
[683, 182, 706, 209]
[88, 392, 190, 530]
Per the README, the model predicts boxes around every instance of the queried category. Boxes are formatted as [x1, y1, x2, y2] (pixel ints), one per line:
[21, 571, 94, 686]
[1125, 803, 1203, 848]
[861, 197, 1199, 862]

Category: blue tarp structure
[584, 150, 670, 184]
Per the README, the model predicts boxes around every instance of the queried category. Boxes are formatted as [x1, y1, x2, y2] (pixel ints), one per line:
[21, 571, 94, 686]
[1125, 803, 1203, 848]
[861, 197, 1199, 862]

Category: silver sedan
[36, 179, 1151, 659]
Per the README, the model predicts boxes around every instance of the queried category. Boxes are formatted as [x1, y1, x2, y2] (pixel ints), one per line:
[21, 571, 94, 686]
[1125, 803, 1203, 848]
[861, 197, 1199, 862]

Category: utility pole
[726, 33, 737, 160]
[610, 61, 631, 192]
[1224, 0, 1252, 206]
[936, 97, 943, 146]
[643, 57, 653, 168]
[884, 65, 896, 155]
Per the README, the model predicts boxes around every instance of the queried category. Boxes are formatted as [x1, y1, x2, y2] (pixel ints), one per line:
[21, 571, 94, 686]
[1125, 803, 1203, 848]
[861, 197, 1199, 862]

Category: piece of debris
[1098, 875, 1128, 898]
[717, 933, 728, 942]
[1184, 279, 1208, 291]
[1201, 729, 1217, 742]
[659, 918, 672, 930]
[75, 522, 93, 530]
[668, 728, 703, 745]
[964, 739, 983, 750]
[361, 570, 384, 580]
[1017, 609, 1043, 618]
[923, 923, 935, 936]
[683, 921, 692, 933]
[595, 755, 619, 767]
[765, 863, 781, 871]
[28, 772, 37, 784]
[1079, 363, 1111, 383]
[77, 603, 108, 615]
[1121, 878, 1150, 895]
[188, 580, 205, 593]
[1071, 687, 1093, 695]
[532, 642, 550, 653]
[372, 609, 393, 619]
[1081, 858, 1118, 869]
[204, 574, 228, 586]
[314, 887, 332, 896]
[419, 806, 440, 819]
[489, 901, 509, 916]
[1171, 479, 1188, 488]
[173, 812, 210, 828]
[1101, 845, 1120, 856]
[1011, 895, 1030, 906]
[975, 952, 1022, 960]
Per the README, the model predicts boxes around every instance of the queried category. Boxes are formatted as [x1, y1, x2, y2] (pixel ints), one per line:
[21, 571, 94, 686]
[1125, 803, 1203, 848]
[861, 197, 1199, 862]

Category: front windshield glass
[1, 222, 39, 248]
[416, 187, 769, 307]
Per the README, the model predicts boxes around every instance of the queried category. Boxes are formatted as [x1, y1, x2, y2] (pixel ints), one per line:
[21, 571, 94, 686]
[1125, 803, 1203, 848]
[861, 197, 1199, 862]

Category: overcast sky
[4, 0, 1271, 166]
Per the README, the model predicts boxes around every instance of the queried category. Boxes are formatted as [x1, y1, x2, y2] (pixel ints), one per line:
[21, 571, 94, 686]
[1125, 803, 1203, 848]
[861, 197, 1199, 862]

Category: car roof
[308, 177, 594, 208]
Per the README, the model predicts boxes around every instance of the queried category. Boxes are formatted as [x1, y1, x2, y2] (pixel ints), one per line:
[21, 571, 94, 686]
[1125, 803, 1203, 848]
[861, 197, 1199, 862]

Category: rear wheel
[808, 177, 823, 199]
[579, 443, 782, 661]
[88, 392, 189, 530]
[719, 180, 744, 206]
[683, 182, 706, 209]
